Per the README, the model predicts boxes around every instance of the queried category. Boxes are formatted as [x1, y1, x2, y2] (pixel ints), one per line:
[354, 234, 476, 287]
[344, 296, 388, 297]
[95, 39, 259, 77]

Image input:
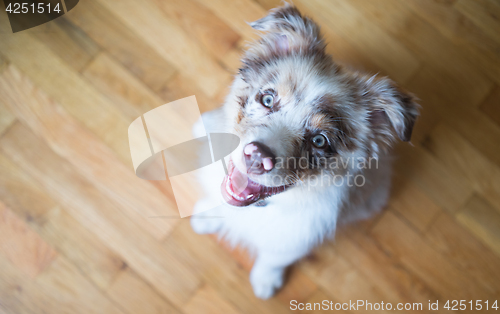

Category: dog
[191, 4, 418, 299]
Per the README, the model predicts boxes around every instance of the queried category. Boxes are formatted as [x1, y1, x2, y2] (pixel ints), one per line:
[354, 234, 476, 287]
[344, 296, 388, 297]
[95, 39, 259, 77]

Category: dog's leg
[250, 249, 306, 299]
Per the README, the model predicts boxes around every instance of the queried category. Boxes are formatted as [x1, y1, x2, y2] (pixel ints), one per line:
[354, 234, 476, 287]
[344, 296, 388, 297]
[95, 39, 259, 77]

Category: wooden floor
[1, 0, 500, 313]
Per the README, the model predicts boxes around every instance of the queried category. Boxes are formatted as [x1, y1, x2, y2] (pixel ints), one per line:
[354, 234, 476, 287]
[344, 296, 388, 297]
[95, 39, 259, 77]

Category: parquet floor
[0, 0, 500, 313]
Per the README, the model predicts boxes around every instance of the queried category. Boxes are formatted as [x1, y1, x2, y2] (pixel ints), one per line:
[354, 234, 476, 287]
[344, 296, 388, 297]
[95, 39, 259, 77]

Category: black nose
[243, 142, 275, 175]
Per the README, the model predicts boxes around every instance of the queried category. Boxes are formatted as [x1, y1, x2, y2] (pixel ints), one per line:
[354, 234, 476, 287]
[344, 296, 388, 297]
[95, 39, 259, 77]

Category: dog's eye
[261, 94, 274, 108]
[311, 134, 327, 148]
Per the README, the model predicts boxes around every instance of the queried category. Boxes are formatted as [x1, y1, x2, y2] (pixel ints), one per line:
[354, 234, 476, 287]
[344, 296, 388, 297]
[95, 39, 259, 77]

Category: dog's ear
[249, 4, 324, 52]
[362, 76, 419, 142]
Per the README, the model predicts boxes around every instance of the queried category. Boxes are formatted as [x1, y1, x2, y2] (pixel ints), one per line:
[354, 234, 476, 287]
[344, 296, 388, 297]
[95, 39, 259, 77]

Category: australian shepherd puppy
[191, 4, 418, 299]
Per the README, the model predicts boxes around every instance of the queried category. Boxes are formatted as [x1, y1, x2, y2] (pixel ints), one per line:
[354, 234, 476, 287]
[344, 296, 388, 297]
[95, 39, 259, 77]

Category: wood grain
[0, 202, 57, 279]
[0, 0, 499, 312]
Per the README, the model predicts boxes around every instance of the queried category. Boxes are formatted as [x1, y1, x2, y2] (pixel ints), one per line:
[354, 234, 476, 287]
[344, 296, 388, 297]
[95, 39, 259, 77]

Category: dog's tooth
[246, 194, 253, 200]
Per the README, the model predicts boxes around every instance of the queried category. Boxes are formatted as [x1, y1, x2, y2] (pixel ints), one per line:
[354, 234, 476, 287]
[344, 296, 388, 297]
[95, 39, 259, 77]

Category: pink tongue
[230, 166, 262, 198]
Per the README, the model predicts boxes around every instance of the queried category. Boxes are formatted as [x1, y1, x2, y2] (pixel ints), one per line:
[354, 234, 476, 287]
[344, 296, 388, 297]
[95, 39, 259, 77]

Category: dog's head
[221, 4, 418, 206]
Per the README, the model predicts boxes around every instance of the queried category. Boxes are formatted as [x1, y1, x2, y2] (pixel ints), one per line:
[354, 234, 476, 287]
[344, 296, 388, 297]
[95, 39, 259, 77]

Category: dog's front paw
[250, 266, 284, 299]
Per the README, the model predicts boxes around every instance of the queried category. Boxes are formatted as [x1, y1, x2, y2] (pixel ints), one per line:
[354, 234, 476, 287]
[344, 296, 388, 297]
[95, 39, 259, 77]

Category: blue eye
[311, 134, 327, 148]
[261, 94, 274, 108]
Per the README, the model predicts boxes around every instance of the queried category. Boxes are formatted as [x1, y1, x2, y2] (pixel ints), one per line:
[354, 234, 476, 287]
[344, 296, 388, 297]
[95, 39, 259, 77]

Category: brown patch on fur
[308, 113, 328, 130]
[236, 109, 245, 124]
[315, 95, 358, 152]
[237, 95, 248, 108]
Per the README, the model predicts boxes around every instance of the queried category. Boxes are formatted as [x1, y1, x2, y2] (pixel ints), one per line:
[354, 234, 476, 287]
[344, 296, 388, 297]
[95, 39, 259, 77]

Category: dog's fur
[191, 4, 418, 299]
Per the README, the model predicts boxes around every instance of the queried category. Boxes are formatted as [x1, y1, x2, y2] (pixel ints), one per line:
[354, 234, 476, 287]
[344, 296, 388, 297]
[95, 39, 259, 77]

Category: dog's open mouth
[221, 159, 289, 206]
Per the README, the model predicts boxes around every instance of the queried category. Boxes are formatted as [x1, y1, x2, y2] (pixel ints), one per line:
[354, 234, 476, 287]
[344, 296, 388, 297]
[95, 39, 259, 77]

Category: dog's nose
[244, 142, 275, 175]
